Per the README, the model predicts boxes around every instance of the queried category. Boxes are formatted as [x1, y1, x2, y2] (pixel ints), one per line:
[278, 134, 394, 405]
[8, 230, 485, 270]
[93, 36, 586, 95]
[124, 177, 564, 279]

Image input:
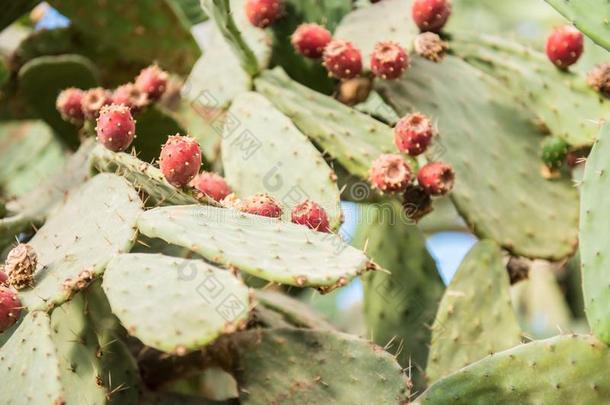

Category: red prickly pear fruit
[239, 193, 283, 218]
[135, 65, 169, 101]
[0, 269, 7, 286]
[546, 26, 583, 69]
[81, 87, 112, 120]
[369, 154, 413, 193]
[159, 135, 202, 187]
[411, 0, 452, 33]
[394, 112, 435, 156]
[0, 287, 21, 332]
[245, 0, 283, 28]
[417, 161, 455, 196]
[56, 88, 85, 124]
[291, 200, 330, 232]
[96, 104, 136, 152]
[323, 40, 363, 80]
[112, 83, 149, 113]
[192, 171, 232, 202]
[291, 23, 332, 59]
[370, 41, 409, 80]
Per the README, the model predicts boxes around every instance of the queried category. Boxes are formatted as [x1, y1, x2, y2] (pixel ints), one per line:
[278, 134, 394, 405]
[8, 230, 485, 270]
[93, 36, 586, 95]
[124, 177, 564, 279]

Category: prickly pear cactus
[1, 0, 609, 402]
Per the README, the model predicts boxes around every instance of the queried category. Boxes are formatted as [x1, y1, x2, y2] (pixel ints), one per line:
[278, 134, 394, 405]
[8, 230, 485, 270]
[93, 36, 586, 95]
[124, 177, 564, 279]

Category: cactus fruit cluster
[0, 0, 610, 403]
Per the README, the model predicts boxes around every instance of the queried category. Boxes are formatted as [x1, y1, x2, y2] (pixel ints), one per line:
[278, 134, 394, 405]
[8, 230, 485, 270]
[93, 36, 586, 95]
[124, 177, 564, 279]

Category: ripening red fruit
[96, 104, 136, 152]
[291, 200, 330, 232]
[240, 193, 283, 218]
[323, 40, 363, 80]
[417, 161, 455, 196]
[56, 88, 84, 124]
[245, 0, 283, 28]
[546, 26, 584, 69]
[0, 287, 21, 333]
[370, 41, 409, 80]
[81, 87, 112, 120]
[112, 83, 149, 113]
[369, 154, 413, 192]
[0, 270, 7, 285]
[291, 23, 332, 59]
[159, 135, 202, 187]
[135, 65, 169, 101]
[192, 171, 232, 202]
[394, 112, 435, 156]
[411, 0, 451, 33]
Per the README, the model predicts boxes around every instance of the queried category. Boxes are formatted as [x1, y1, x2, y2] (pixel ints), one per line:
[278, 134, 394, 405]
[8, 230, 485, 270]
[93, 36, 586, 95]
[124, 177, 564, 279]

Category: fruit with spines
[0, 286, 21, 332]
[239, 193, 283, 218]
[291, 200, 330, 232]
[411, 0, 452, 33]
[0, 269, 7, 286]
[245, 0, 283, 28]
[56, 88, 84, 124]
[192, 171, 232, 202]
[291, 23, 332, 59]
[323, 40, 363, 80]
[394, 112, 435, 156]
[159, 135, 202, 187]
[414, 32, 448, 62]
[135, 64, 169, 101]
[112, 83, 149, 113]
[370, 41, 409, 80]
[81, 87, 112, 119]
[587, 62, 610, 98]
[545, 26, 584, 69]
[541, 136, 569, 169]
[96, 104, 136, 152]
[5, 243, 37, 290]
[417, 162, 455, 196]
[369, 154, 413, 192]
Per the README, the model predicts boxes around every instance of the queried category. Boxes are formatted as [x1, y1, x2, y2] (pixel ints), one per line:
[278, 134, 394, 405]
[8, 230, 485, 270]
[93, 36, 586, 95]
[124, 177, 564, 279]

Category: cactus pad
[255, 290, 336, 331]
[222, 328, 410, 403]
[352, 202, 444, 391]
[452, 33, 609, 147]
[103, 253, 250, 353]
[579, 122, 610, 344]
[545, 0, 610, 51]
[19, 174, 142, 311]
[377, 56, 579, 260]
[255, 68, 399, 180]
[137, 205, 372, 289]
[426, 240, 522, 384]
[222, 92, 342, 228]
[0, 312, 65, 404]
[418, 334, 610, 404]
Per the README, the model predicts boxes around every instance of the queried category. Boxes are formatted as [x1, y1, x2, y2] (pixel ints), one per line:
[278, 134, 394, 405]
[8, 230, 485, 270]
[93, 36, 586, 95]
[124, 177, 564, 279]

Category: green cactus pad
[426, 240, 522, 384]
[334, 0, 418, 70]
[545, 0, 610, 51]
[184, 0, 271, 108]
[167, 0, 208, 26]
[201, 0, 262, 76]
[103, 253, 250, 353]
[48, 0, 200, 75]
[352, 202, 445, 391]
[451, 33, 609, 147]
[18, 54, 99, 149]
[222, 92, 342, 228]
[579, 122, 610, 344]
[19, 174, 142, 311]
[90, 145, 219, 207]
[377, 56, 579, 260]
[137, 205, 372, 289]
[0, 312, 65, 404]
[418, 334, 610, 404]
[255, 68, 400, 181]
[50, 293, 108, 404]
[0, 120, 66, 199]
[255, 290, 336, 331]
[130, 105, 184, 163]
[222, 328, 410, 403]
